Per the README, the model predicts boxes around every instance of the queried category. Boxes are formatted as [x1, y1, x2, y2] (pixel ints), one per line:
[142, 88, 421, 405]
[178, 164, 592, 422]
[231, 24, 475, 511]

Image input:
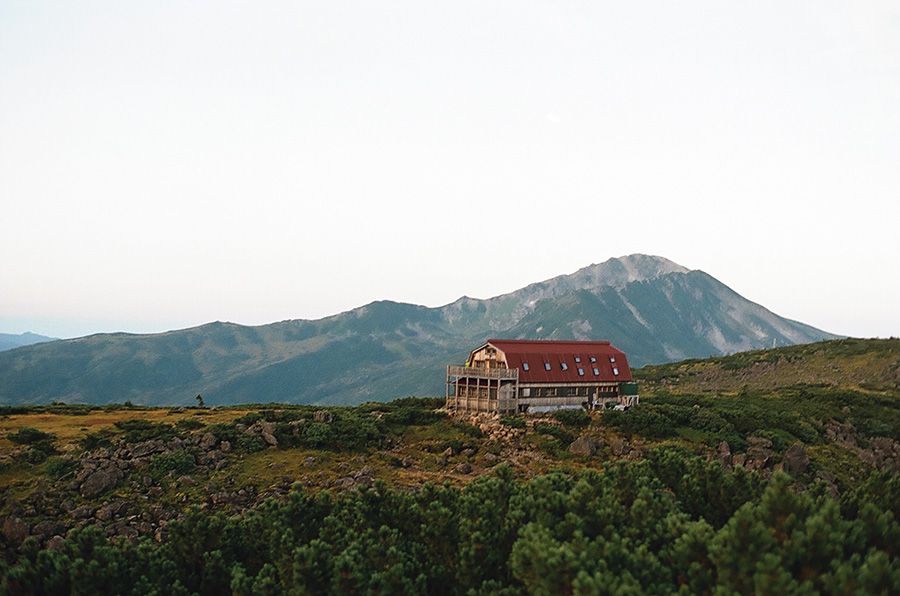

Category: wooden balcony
[446, 365, 519, 381]
[446, 365, 519, 414]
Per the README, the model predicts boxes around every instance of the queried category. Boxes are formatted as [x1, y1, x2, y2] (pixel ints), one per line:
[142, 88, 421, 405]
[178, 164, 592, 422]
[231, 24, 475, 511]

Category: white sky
[2, 1, 899, 340]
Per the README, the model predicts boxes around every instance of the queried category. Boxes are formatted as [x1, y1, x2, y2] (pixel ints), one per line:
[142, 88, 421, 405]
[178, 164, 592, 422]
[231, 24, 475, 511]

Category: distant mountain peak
[0, 332, 58, 353]
[565, 254, 691, 290]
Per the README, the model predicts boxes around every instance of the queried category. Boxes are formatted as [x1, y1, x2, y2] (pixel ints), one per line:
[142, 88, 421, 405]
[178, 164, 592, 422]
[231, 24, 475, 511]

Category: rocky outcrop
[569, 436, 597, 456]
[2, 516, 29, 545]
[783, 443, 809, 474]
[80, 469, 118, 499]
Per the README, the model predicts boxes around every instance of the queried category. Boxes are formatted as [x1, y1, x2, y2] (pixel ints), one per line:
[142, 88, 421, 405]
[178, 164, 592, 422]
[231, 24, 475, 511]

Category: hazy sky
[2, 1, 899, 340]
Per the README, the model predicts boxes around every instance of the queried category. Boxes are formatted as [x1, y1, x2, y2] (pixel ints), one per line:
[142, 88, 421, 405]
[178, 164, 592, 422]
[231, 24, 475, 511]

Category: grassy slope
[635, 337, 900, 394]
[2, 338, 898, 529]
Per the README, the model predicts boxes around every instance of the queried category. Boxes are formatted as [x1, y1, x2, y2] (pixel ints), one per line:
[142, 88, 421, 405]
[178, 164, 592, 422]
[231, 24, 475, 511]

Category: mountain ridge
[0, 255, 839, 406]
[0, 332, 58, 353]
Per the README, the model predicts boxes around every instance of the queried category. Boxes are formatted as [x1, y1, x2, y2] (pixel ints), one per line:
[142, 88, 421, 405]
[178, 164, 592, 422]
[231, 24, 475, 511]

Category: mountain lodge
[446, 339, 639, 414]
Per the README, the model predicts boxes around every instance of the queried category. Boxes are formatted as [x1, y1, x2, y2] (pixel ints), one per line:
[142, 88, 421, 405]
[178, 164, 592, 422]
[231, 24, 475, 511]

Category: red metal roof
[469, 339, 632, 384]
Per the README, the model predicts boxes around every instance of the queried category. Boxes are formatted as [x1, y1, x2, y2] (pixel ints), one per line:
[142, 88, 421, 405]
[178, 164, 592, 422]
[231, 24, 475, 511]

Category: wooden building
[446, 339, 638, 414]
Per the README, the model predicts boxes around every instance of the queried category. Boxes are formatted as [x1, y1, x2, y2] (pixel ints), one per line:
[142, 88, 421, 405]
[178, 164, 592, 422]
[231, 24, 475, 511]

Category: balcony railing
[447, 365, 519, 380]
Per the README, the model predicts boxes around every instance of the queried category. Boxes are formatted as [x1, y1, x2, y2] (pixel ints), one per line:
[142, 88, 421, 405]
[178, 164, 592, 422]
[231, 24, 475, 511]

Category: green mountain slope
[0, 255, 839, 406]
[635, 337, 900, 395]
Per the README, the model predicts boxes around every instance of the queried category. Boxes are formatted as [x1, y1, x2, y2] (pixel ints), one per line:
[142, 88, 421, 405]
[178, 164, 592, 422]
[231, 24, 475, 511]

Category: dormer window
[522, 362, 529, 371]
[574, 357, 581, 363]
[613, 367, 619, 375]
[577, 367, 584, 376]
[544, 362, 551, 371]
[610, 357, 616, 363]
[561, 362, 568, 371]
[593, 367, 600, 375]
[590, 357, 596, 363]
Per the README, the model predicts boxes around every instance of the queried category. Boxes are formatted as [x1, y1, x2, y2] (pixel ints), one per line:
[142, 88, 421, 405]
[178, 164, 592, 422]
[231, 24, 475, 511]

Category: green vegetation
[3, 339, 900, 594]
[499, 416, 525, 429]
[552, 408, 591, 428]
[3, 457, 900, 595]
[6, 427, 58, 463]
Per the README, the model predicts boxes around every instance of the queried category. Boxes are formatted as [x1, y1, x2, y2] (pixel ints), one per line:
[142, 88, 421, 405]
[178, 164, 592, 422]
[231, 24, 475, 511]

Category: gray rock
[177, 475, 199, 486]
[80, 469, 118, 499]
[71, 505, 96, 519]
[783, 443, 810, 474]
[334, 476, 357, 490]
[354, 466, 376, 479]
[610, 437, 629, 456]
[116, 524, 139, 543]
[2, 517, 29, 544]
[456, 462, 472, 474]
[95, 499, 129, 522]
[131, 441, 164, 458]
[199, 432, 218, 451]
[569, 436, 597, 456]
[261, 431, 278, 447]
[859, 450, 877, 467]
[313, 410, 333, 423]
[46, 535, 65, 551]
[220, 440, 232, 453]
[31, 520, 66, 539]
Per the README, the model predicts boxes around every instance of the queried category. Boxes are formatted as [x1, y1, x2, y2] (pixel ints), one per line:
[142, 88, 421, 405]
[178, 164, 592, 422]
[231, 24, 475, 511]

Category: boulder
[80, 469, 118, 499]
[783, 443, 810, 474]
[31, 520, 66, 539]
[71, 505, 96, 519]
[482, 452, 500, 464]
[199, 432, 218, 451]
[2, 517, 29, 545]
[313, 410, 334, 423]
[568, 436, 597, 456]
[610, 437, 630, 456]
[95, 499, 129, 522]
[131, 441, 164, 458]
[455, 462, 472, 474]
[261, 432, 278, 447]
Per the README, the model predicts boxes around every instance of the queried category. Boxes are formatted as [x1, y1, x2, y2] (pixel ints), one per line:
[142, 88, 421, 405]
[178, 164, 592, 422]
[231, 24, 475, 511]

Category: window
[593, 367, 600, 375]
[574, 357, 581, 363]
[609, 357, 616, 363]
[578, 367, 584, 376]
[590, 357, 596, 363]
[522, 362, 529, 371]
[544, 362, 551, 371]
[561, 362, 568, 371]
[613, 367, 619, 375]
